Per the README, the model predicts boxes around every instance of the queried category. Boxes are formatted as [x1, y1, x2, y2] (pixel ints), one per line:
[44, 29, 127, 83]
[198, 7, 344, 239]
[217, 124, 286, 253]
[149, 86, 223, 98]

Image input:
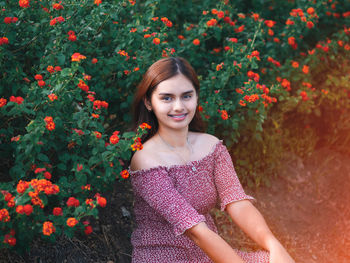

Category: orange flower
[220, 110, 228, 120]
[268, 29, 274, 36]
[264, 20, 276, 27]
[120, 170, 130, 179]
[43, 221, 55, 236]
[153, 38, 160, 45]
[47, 65, 54, 73]
[71, 52, 86, 62]
[52, 2, 64, 10]
[0, 37, 9, 45]
[92, 113, 99, 118]
[291, 61, 299, 68]
[0, 98, 7, 107]
[286, 19, 295, 25]
[131, 137, 143, 151]
[139, 123, 151, 129]
[251, 13, 260, 21]
[77, 79, 89, 92]
[216, 63, 224, 71]
[17, 180, 29, 194]
[93, 131, 102, 139]
[48, 94, 57, 101]
[67, 217, 78, 227]
[109, 132, 119, 145]
[234, 25, 245, 33]
[23, 204, 33, 216]
[192, 39, 200, 46]
[94, 0, 102, 6]
[206, 18, 217, 27]
[239, 100, 246, 106]
[19, 0, 30, 8]
[307, 7, 315, 15]
[302, 65, 309, 74]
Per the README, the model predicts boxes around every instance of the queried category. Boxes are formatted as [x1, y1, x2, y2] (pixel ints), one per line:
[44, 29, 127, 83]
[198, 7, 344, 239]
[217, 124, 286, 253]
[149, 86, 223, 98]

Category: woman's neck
[156, 127, 189, 148]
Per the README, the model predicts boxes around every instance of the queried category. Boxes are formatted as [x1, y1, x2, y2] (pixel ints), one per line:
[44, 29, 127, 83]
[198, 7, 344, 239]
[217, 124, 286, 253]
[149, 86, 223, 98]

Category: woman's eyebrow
[158, 90, 194, 96]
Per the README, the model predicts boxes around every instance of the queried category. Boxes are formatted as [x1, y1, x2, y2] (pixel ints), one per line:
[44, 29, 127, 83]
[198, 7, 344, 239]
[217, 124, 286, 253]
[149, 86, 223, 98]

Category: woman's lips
[168, 113, 187, 120]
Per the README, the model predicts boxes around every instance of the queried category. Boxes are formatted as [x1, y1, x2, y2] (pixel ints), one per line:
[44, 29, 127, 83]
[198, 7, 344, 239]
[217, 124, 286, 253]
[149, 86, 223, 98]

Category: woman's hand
[267, 238, 295, 263]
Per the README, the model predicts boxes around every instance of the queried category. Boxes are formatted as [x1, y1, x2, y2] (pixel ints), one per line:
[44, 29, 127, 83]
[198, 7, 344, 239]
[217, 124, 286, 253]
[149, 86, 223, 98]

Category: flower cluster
[44, 116, 56, 131]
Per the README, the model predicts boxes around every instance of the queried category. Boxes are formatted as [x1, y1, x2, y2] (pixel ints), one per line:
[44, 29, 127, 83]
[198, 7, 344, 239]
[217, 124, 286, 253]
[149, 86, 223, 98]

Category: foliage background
[0, 0, 349, 253]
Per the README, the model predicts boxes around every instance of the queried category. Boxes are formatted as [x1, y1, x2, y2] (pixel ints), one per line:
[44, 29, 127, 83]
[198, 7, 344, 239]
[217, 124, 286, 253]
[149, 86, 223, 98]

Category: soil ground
[1, 145, 349, 263]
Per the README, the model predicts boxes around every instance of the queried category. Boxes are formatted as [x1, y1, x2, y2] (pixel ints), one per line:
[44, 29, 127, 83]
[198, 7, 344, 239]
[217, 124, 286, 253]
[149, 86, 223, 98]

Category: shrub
[0, 0, 349, 251]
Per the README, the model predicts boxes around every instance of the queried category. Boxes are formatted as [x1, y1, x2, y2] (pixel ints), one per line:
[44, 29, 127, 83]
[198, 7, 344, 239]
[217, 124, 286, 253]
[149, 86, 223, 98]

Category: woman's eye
[183, 94, 192, 99]
[162, 96, 172, 101]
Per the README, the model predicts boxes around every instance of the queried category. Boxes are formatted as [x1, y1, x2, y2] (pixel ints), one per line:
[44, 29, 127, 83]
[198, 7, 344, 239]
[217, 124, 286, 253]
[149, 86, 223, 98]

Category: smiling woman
[128, 57, 294, 263]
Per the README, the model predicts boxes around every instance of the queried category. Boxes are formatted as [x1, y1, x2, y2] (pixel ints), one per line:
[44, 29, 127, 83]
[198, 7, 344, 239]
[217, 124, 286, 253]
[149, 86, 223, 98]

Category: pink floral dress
[129, 140, 270, 262]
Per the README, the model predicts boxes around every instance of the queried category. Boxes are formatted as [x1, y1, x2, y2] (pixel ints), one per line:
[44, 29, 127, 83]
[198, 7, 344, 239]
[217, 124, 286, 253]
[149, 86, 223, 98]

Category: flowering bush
[0, 0, 349, 251]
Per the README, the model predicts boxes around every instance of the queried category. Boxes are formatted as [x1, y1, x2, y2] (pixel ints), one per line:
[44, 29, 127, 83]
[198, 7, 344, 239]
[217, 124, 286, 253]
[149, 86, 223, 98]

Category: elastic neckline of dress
[128, 139, 223, 175]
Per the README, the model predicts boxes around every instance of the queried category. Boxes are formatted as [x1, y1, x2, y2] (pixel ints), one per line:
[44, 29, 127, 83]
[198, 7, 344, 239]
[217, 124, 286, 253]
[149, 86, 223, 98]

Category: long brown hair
[132, 57, 205, 143]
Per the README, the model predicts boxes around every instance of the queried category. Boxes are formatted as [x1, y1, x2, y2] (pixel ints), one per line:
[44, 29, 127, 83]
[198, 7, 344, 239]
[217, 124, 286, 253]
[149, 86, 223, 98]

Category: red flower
[264, 20, 276, 27]
[77, 79, 89, 92]
[153, 38, 160, 45]
[93, 131, 102, 139]
[288, 37, 297, 49]
[53, 207, 63, 216]
[47, 65, 54, 73]
[0, 208, 10, 222]
[54, 66, 62, 71]
[37, 80, 46, 87]
[300, 91, 309, 101]
[302, 65, 309, 74]
[306, 21, 314, 29]
[220, 110, 228, 120]
[44, 171, 52, 180]
[77, 164, 83, 172]
[52, 2, 64, 10]
[34, 167, 46, 174]
[10, 96, 24, 105]
[192, 39, 200, 46]
[0, 37, 9, 45]
[120, 170, 130, 179]
[66, 197, 80, 207]
[97, 196, 107, 207]
[234, 25, 245, 33]
[34, 74, 43, 80]
[94, 0, 102, 6]
[19, 0, 30, 8]
[68, 34, 77, 41]
[0, 98, 7, 107]
[23, 204, 33, 216]
[84, 225, 93, 235]
[91, 58, 98, 64]
[109, 133, 119, 145]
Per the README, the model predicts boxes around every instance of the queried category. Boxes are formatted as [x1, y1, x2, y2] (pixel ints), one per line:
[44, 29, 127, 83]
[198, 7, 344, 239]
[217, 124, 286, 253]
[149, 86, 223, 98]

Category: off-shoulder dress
[128, 140, 270, 263]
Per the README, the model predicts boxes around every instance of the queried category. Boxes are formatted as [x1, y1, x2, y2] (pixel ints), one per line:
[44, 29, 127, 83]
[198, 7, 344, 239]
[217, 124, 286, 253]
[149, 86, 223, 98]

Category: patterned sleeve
[131, 168, 206, 236]
[214, 142, 255, 211]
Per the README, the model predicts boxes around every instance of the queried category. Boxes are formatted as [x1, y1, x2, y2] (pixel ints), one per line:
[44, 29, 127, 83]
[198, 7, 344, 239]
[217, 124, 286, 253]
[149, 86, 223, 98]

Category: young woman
[128, 57, 295, 263]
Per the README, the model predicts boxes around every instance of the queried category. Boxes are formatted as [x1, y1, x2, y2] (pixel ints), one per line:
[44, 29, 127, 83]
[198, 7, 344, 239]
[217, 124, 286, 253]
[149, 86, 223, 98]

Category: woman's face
[145, 73, 198, 132]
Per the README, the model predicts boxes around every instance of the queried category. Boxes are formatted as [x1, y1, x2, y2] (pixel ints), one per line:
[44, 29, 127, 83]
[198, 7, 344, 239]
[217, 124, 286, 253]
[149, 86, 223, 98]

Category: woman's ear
[143, 97, 152, 111]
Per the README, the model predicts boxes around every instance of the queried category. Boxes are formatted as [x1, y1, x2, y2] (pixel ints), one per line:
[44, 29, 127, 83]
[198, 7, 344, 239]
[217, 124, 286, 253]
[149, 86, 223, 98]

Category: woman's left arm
[226, 200, 295, 263]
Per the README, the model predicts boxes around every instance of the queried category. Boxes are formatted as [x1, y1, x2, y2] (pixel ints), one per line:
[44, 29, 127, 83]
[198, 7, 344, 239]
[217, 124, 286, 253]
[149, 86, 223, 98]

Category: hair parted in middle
[132, 57, 205, 143]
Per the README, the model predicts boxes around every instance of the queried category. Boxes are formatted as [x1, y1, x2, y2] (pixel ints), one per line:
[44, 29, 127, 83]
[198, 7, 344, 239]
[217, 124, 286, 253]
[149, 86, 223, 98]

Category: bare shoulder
[190, 132, 220, 150]
[129, 139, 161, 171]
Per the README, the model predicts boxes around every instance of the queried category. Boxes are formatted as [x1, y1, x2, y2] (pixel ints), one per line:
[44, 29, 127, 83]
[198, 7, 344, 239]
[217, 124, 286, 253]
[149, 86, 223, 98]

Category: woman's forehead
[154, 74, 195, 94]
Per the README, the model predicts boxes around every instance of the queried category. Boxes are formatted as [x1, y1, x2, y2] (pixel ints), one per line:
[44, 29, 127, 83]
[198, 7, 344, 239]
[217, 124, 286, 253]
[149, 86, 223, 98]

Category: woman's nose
[173, 98, 184, 111]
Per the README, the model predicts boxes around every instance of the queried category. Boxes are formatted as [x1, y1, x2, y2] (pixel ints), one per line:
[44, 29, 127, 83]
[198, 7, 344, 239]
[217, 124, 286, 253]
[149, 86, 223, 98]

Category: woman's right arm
[185, 222, 245, 263]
